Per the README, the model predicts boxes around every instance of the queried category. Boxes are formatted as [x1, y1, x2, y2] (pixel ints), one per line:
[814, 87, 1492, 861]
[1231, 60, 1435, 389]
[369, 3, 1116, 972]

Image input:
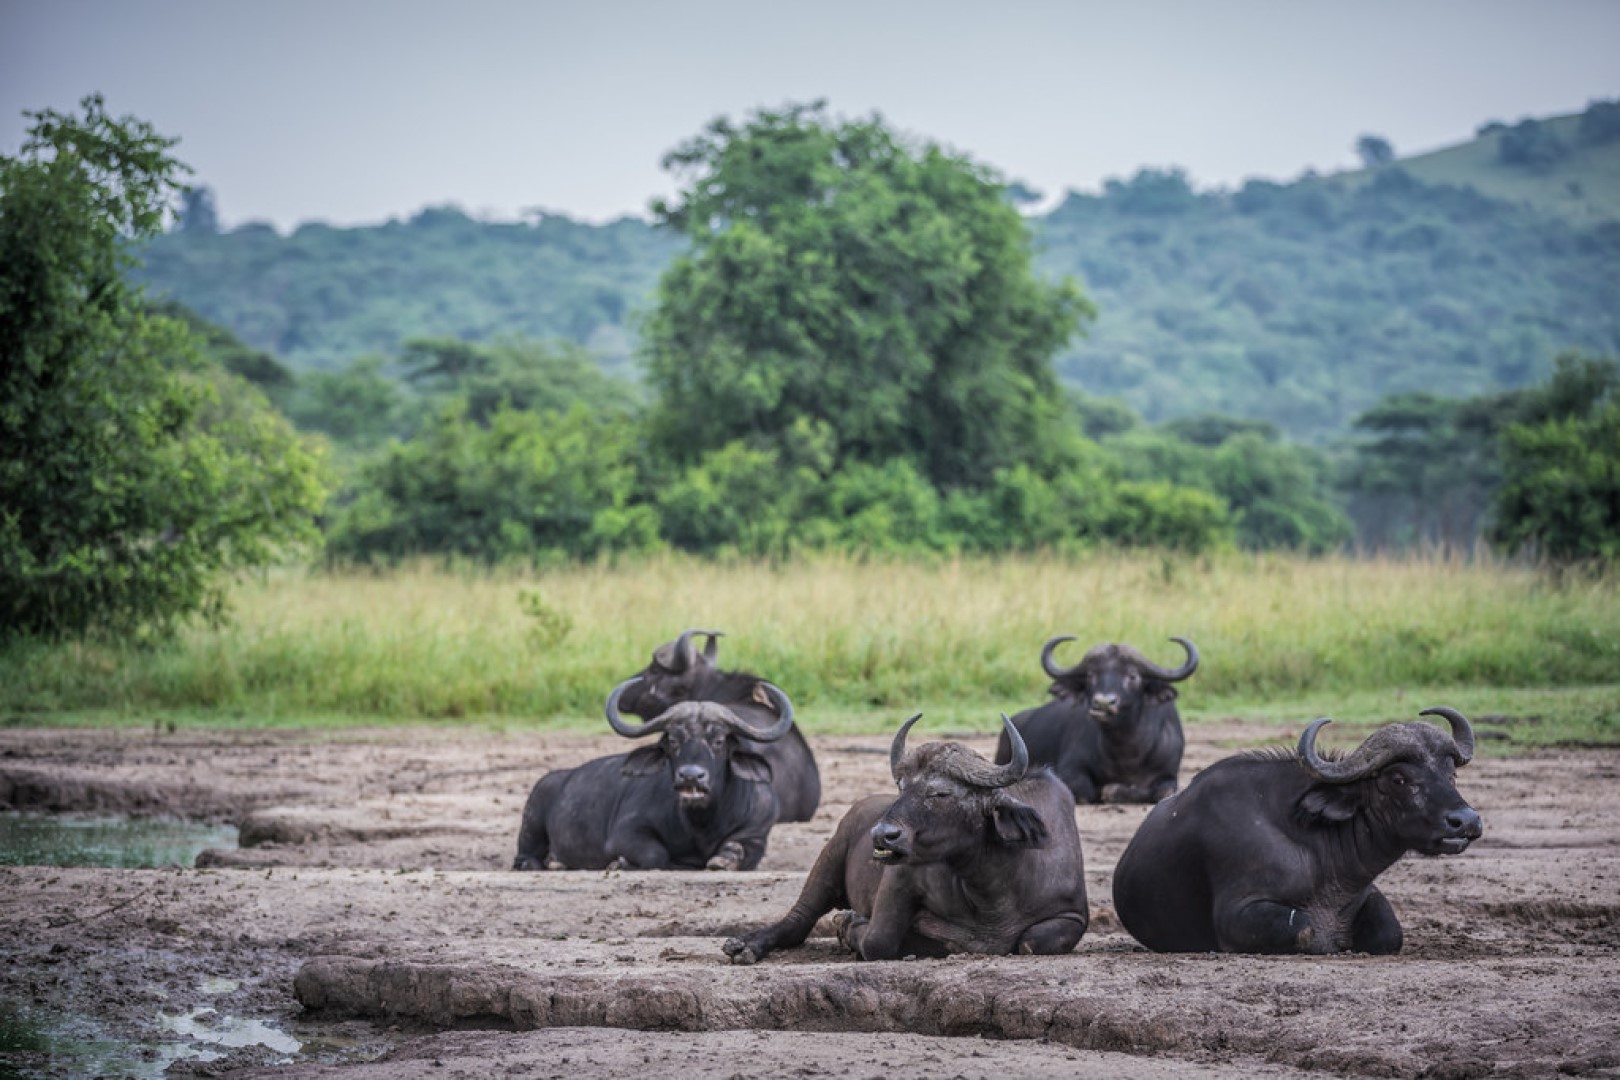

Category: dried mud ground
[1, 720, 1617, 1078]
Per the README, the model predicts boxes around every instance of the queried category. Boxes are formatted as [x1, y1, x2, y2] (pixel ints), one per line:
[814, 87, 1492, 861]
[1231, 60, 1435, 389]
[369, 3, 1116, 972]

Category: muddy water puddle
[0, 812, 237, 868]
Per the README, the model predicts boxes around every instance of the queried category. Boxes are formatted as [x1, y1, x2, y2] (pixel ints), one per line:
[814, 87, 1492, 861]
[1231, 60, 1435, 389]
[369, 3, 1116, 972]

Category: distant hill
[137, 207, 681, 378]
[1337, 111, 1620, 226]
[133, 102, 1620, 441]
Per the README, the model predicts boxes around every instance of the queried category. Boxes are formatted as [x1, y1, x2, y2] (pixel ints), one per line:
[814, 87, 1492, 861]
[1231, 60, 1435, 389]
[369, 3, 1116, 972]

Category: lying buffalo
[723, 714, 1089, 964]
[995, 635, 1198, 804]
[610, 629, 820, 822]
[1112, 706, 1483, 954]
[512, 684, 796, 872]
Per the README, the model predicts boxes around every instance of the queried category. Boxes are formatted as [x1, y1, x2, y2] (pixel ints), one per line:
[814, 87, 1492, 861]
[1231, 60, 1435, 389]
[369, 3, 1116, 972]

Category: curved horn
[1420, 706, 1476, 766]
[604, 676, 667, 739]
[702, 630, 724, 663]
[1040, 635, 1083, 680]
[1298, 717, 1396, 783]
[1136, 636, 1200, 683]
[725, 682, 796, 743]
[890, 713, 924, 784]
[984, 712, 1030, 788]
[672, 629, 702, 672]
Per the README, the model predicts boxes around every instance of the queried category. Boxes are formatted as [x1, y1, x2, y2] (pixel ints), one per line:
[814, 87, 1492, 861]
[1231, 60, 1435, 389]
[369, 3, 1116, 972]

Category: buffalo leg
[604, 828, 672, 870]
[1015, 913, 1088, 956]
[1349, 887, 1404, 955]
[706, 839, 748, 871]
[1215, 897, 1316, 954]
[723, 838, 850, 964]
[512, 781, 554, 871]
[841, 875, 925, 960]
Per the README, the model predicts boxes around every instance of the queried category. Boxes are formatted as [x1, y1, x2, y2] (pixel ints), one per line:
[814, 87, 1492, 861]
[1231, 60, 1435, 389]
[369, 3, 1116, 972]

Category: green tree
[1490, 354, 1620, 564]
[642, 101, 1093, 491]
[176, 184, 219, 234]
[1355, 135, 1395, 169]
[1, 96, 328, 639]
[325, 402, 657, 564]
[400, 336, 639, 424]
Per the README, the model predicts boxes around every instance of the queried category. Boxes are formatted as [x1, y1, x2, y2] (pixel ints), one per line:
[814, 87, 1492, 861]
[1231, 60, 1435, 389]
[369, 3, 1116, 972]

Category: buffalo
[723, 714, 1089, 964]
[610, 629, 820, 822]
[1112, 706, 1483, 954]
[512, 683, 796, 872]
[994, 635, 1199, 804]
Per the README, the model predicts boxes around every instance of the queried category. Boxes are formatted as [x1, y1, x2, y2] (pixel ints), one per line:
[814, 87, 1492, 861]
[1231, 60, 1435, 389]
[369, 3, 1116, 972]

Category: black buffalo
[512, 685, 796, 872]
[723, 714, 1089, 964]
[994, 635, 1199, 804]
[610, 629, 820, 823]
[1112, 706, 1483, 954]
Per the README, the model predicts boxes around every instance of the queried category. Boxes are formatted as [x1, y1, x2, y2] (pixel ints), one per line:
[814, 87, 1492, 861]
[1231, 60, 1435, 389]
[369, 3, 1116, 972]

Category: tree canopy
[641, 101, 1093, 491]
[1, 96, 327, 639]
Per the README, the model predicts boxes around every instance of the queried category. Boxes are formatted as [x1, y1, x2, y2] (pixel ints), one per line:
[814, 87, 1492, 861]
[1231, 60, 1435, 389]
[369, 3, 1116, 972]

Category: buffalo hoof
[513, 855, 542, 871]
[722, 937, 758, 965]
[832, 911, 867, 953]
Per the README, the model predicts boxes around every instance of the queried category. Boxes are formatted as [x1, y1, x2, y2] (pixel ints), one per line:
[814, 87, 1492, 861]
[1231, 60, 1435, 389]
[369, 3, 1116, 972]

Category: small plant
[517, 589, 573, 649]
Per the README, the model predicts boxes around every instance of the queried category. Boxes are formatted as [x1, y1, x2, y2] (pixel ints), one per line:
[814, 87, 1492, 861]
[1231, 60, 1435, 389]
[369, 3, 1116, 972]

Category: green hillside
[1338, 111, 1620, 226]
[132, 101, 1620, 441]
[137, 206, 682, 378]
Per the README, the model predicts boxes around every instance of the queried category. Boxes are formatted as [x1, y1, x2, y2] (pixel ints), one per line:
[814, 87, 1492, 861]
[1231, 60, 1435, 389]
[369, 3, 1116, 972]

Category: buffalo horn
[984, 712, 1030, 789]
[1040, 635, 1083, 680]
[1419, 706, 1476, 765]
[604, 676, 667, 739]
[889, 713, 924, 784]
[725, 682, 796, 743]
[1297, 717, 1394, 783]
[1136, 636, 1200, 683]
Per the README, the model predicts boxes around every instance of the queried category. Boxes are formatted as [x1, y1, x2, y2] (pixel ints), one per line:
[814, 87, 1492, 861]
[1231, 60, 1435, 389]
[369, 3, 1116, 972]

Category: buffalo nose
[1446, 807, 1483, 838]
[871, 823, 903, 849]
[676, 765, 708, 785]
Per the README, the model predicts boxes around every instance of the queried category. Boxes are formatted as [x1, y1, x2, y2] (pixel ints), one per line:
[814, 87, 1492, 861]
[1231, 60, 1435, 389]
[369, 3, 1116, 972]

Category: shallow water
[0, 812, 238, 868]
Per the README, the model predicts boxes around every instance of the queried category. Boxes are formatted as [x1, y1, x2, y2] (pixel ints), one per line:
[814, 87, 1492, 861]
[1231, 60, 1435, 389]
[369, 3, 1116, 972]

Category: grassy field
[2, 552, 1616, 749]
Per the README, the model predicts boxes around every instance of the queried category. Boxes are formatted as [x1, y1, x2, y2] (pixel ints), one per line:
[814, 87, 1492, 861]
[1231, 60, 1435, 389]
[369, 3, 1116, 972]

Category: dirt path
[1, 721, 1617, 1077]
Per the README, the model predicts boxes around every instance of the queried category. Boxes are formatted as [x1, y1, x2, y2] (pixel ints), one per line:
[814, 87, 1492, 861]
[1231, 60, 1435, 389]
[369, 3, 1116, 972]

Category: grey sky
[3, 0, 1617, 231]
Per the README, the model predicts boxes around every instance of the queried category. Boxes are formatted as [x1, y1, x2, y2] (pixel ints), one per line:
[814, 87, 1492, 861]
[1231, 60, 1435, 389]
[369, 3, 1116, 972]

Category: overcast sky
[3, 0, 1617, 231]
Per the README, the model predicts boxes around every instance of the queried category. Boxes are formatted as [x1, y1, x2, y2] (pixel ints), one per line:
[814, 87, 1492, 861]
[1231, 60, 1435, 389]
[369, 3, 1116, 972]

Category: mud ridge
[292, 956, 1329, 1068]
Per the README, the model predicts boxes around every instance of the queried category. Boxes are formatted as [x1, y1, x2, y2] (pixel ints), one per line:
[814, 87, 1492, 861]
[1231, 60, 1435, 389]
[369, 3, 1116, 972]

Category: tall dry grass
[3, 551, 1615, 728]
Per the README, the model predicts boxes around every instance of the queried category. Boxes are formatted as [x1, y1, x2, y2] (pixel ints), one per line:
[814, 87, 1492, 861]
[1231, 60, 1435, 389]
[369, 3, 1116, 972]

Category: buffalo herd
[515, 629, 1483, 962]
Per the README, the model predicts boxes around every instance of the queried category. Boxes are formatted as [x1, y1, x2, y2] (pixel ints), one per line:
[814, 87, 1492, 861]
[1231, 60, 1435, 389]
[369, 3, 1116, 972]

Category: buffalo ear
[1145, 682, 1178, 706]
[728, 750, 774, 784]
[990, 793, 1049, 847]
[621, 746, 667, 777]
[1298, 782, 1362, 824]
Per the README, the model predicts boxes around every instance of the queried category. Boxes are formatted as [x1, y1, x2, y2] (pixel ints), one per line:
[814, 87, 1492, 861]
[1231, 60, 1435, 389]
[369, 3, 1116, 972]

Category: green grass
[3, 552, 1617, 749]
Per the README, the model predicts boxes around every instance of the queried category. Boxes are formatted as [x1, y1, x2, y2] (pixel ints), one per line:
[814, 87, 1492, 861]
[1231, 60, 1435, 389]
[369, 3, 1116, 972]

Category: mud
[1, 721, 1617, 1077]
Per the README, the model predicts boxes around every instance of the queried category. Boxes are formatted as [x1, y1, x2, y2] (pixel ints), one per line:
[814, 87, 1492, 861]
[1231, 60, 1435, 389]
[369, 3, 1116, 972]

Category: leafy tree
[288, 355, 407, 447]
[642, 101, 1093, 491]
[1497, 119, 1568, 169]
[1490, 354, 1620, 564]
[1, 96, 329, 639]
[151, 298, 296, 404]
[1340, 392, 1504, 550]
[1577, 99, 1620, 146]
[325, 402, 657, 564]
[1355, 135, 1395, 168]
[1099, 425, 1346, 552]
[176, 184, 219, 234]
[400, 336, 640, 424]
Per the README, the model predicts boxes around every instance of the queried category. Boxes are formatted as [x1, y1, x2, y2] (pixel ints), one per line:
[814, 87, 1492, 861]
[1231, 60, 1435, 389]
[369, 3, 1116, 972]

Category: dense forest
[135, 101, 1620, 442]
